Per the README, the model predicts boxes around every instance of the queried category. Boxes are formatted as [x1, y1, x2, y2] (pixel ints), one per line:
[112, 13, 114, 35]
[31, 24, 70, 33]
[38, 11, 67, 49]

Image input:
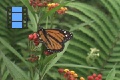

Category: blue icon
[12, 13, 22, 21]
[7, 7, 28, 29]
[12, 22, 22, 28]
[12, 7, 22, 12]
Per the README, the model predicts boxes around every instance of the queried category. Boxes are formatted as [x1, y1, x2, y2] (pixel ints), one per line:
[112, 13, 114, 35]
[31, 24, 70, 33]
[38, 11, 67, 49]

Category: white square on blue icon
[12, 13, 22, 21]
[12, 7, 22, 12]
[12, 22, 22, 28]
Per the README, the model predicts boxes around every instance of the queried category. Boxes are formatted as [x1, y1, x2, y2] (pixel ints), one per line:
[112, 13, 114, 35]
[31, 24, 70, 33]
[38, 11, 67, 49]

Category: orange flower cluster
[58, 68, 85, 80]
[47, 3, 68, 14]
[27, 54, 39, 62]
[29, 0, 68, 14]
[80, 77, 85, 80]
[87, 73, 102, 80]
[58, 68, 103, 80]
[47, 3, 59, 10]
[57, 7, 68, 14]
[29, 0, 51, 7]
[28, 33, 39, 46]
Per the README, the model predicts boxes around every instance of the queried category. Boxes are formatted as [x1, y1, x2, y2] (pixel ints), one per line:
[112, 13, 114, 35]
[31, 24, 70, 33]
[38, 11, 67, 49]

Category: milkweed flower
[80, 77, 85, 80]
[47, 3, 68, 14]
[58, 68, 78, 80]
[87, 73, 102, 80]
[28, 33, 40, 46]
[27, 54, 39, 62]
[57, 7, 68, 14]
[47, 3, 59, 10]
[57, 68, 102, 80]
[70, 71, 75, 75]
[64, 69, 69, 72]
[97, 74, 102, 79]
[73, 73, 78, 77]
[58, 68, 64, 73]
[87, 76, 94, 80]
[28, 34, 34, 40]
[44, 50, 53, 56]
[29, 0, 50, 7]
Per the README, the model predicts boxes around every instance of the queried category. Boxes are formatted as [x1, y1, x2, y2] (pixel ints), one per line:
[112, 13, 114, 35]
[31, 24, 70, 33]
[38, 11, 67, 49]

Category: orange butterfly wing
[37, 28, 73, 52]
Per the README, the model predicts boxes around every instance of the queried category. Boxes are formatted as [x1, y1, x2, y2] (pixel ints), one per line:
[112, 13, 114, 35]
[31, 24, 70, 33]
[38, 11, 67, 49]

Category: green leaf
[105, 64, 116, 80]
[28, 10, 37, 32]
[0, 51, 30, 80]
[1, 70, 9, 80]
[70, 21, 94, 31]
[42, 53, 57, 68]
[54, 64, 100, 69]
[33, 72, 39, 80]
[40, 41, 70, 80]
[0, 37, 29, 68]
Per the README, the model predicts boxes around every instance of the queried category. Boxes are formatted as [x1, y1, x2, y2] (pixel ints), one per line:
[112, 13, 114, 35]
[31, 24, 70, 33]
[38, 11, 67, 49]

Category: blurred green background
[0, 0, 120, 80]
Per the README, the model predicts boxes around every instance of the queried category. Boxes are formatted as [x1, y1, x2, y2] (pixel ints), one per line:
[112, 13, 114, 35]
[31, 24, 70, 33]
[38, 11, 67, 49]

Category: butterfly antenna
[37, 24, 42, 30]
[37, 24, 41, 33]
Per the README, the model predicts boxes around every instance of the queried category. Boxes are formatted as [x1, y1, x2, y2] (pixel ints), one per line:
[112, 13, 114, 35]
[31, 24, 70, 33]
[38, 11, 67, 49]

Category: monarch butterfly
[37, 28, 73, 53]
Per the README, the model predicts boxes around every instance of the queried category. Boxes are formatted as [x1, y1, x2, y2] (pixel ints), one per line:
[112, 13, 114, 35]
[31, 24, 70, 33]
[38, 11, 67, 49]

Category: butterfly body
[37, 28, 73, 53]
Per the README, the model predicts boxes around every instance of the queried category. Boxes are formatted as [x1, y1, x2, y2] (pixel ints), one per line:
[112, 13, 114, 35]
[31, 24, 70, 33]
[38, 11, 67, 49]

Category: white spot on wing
[64, 31, 66, 33]
[65, 35, 68, 37]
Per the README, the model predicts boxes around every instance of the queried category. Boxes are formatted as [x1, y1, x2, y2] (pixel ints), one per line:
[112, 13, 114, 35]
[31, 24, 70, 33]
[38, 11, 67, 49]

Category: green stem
[38, 7, 46, 26]
[40, 54, 56, 80]
[50, 14, 56, 28]
[60, 74, 62, 80]
[30, 67, 34, 80]
[46, 17, 49, 29]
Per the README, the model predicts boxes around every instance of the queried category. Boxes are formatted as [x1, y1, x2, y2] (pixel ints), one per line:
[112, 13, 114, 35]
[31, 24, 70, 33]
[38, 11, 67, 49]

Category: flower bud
[28, 34, 34, 40]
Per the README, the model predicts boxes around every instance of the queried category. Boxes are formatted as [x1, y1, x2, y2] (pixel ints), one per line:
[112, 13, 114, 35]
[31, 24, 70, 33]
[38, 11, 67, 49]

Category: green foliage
[53, 0, 120, 80]
[105, 64, 116, 80]
[0, 0, 120, 80]
[0, 0, 31, 79]
[40, 42, 70, 80]
[0, 51, 30, 80]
